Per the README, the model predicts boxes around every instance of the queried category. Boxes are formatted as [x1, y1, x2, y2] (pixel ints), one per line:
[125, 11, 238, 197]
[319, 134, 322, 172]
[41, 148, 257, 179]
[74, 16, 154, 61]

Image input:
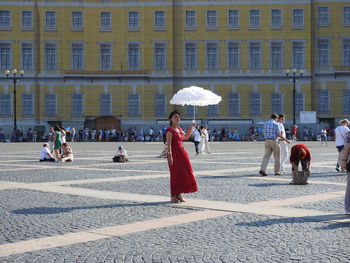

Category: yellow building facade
[0, 0, 350, 131]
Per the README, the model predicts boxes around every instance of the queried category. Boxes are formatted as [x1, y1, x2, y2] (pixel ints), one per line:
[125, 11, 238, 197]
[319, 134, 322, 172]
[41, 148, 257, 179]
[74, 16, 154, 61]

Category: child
[113, 146, 128, 163]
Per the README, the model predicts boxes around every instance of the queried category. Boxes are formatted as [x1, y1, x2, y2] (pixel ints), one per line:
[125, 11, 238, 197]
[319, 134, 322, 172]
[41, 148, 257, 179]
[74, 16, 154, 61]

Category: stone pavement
[0, 141, 349, 263]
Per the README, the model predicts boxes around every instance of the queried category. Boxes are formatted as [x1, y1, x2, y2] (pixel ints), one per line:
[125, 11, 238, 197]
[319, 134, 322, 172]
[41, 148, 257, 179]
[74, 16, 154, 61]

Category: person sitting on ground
[39, 143, 56, 162]
[289, 144, 311, 185]
[113, 146, 128, 162]
[60, 142, 74, 162]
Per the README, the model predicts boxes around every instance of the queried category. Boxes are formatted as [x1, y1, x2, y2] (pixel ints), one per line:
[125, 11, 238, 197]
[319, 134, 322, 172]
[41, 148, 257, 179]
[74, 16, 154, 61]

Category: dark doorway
[94, 116, 121, 130]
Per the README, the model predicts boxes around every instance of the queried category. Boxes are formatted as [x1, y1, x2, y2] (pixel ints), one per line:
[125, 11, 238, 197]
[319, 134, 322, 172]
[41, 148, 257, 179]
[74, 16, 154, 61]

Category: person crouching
[289, 144, 311, 185]
[113, 146, 128, 163]
[39, 143, 55, 162]
[61, 143, 74, 162]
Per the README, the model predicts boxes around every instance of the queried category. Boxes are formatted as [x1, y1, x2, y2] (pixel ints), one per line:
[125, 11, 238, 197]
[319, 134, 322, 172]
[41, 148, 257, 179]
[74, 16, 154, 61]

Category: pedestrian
[193, 127, 201, 155]
[290, 144, 311, 185]
[335, 119, 350, 172]
[166, 110, 198, 203]
[48, 127, 55, 152]
[61, 142, 74, 162]
[340, 132, 350, 215]
[200, 125, 211, 154]
[52, 125, 62, 161]
[113, 146, 128, 162]
[259, 113, 282, 176]
[291, 124, 298, 141]
[277, 114, 291, 174]
[39, 143, 55, 162]
[321, 127, 328, 147]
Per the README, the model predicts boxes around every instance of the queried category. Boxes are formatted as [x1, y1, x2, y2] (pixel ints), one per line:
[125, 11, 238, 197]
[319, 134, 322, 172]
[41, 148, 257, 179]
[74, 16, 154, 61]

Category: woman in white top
[200, 125, 211, 154]
[60, 126, 67, 144]
[61, 142, 74, 162]
[335, 119, 350, 172]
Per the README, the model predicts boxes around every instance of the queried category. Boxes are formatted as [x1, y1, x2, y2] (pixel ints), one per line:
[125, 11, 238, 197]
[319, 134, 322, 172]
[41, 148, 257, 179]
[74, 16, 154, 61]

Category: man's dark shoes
[259, 170, 267, 176]
[275, 173, 282, 176]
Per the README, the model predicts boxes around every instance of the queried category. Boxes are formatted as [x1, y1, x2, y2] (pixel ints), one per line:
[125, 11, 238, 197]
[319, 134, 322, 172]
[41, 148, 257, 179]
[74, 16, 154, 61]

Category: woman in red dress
[166, 110, 198, 203]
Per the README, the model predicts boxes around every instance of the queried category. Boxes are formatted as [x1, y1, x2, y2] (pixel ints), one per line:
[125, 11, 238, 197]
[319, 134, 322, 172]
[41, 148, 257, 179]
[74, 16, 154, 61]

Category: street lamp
[285, 68, 303, 125]
[5, 69, 24, 136]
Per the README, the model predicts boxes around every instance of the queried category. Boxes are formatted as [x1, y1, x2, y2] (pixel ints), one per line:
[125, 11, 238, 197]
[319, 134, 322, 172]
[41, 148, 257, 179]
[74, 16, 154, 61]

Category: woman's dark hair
[168, 110, 180, 126]
[54, 125, 60, 131]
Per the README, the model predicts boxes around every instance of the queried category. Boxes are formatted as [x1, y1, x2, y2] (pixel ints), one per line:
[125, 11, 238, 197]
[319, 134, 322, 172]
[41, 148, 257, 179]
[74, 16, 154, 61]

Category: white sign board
[300, 111, 317, 124]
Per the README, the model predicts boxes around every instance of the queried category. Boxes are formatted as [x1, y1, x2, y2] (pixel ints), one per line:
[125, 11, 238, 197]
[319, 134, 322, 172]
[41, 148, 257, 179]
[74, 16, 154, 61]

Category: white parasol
[170, 85, 222, 121]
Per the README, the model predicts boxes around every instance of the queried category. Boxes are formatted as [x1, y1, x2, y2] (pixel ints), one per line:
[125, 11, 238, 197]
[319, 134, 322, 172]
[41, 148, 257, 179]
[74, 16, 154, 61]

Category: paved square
[0, 141, 349, 262]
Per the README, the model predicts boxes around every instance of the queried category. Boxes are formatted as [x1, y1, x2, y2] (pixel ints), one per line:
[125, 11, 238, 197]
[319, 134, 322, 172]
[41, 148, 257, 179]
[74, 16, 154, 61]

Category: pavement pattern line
[0, 210, 232, 258]
[1, 181, 349, 224]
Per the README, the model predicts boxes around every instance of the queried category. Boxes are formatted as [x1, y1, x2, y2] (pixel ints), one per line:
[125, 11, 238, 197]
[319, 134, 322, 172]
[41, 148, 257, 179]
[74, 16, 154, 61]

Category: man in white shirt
[193, 127, 201, 155]
[335, 119, 350, 172]
[277, 114, 291, 174]
[39, 143, 55, 162]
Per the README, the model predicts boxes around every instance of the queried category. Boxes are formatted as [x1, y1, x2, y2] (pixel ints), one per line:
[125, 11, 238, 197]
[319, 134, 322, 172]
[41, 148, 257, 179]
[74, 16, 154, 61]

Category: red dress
[166, 127, 198, 196]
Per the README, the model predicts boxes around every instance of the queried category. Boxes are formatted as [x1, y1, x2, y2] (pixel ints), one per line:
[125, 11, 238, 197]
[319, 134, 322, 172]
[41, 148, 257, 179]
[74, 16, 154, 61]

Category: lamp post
[5, 69, 24, 136]
[285, 68, 303, 125]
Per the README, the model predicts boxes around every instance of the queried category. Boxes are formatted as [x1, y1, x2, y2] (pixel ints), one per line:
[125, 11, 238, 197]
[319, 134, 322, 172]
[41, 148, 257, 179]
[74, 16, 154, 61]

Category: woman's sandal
[176, 194, 186, 202]
[170, 196, 179, 203]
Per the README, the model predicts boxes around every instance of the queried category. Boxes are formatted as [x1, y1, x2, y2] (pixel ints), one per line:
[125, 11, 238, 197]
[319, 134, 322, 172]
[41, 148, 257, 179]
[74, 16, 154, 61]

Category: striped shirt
[263, 120, 280, 140]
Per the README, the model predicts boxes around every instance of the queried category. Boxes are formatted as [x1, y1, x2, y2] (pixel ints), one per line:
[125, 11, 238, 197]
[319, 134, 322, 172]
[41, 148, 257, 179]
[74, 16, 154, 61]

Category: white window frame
[0, 10, 11, 29]
[343, 38, 350, 66]
[318, 39, 330, 67]
[271, 92, 283, 114]
[185, 10, 196, 30]
[128, 11, 139, 30]
[0, 42, 12, 70]
[44, 43, 57, 70]
[343, 90, 350, 113]
[292, 41, 305, 69]
[207, 104, 219, 118]
[206, 42, 219, 70]
[227, 9, 239, 28]
[128, 93, 140, 118]
[318, 6, 329, 26]
[100, 43, 112, 71]
[318, 89, 330, 113]
[100, 93, 112, 115]
[21, 42, 33, 70]
[45, 93, 57, 116]
[249, 9, 261, 28]
[22, 93, 34, 116]
[21, 10, 33, 29]
[271, 9, 282, 28]
[206, 10, 218, 29]
[128, 42, 141, 70]
[45, 11, 56, 30]
[295, 92, 305, 116]
[153, 42, 167, 70]
[344, 7, 350, 25]
[0, 93, 11, 116]
[71, 93, 84, 116]
[71, 42, 84, 70]
[154, 93, 167, 118]
[72, 11, 83, 30]
[292, 9, 304, 28]
[249, 41, 261, 69]
[154, 10, 166, 30]
[227, 41, 240, 70]
[184, 42, 197, 70]
[100, 11, 111, 31]
[228, 92, 240, 116]
[270, 41, 283, 69]
[249, 92, 262, 116]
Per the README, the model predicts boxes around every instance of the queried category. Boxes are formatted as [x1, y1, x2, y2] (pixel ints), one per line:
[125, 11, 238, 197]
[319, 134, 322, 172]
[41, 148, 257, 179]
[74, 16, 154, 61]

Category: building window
[249, 42, 261, 69]
[271, 9, 282, 27]
[44, 43, 57, 70]
[128, 93, 140, 118]
[318, 90, 330, 113]
[100, 44, 111, 71]
[292, 42, 304, 69]
[344, 7, 350, 25]
[100, 12, 111, 30]
[154, 43, 166, 70]
[155, 11, 165, 29]
[343, 39, 350, 66]
[228, 9, 239, 28]
[207, 43, 218, 69]
[249, 9, 260, 27]
[185, 105, 197, 118]
[207, 104, 219, 118]
[22, 11, 32, 29]
[72, 93, 84, 115]
[228, 42, 239, 69]
[271, 42, 282, 69]
[0, 10, 10, 28]
[128, 11, 139, 29]
[22, 93, 34, 115]
[318, 39, 329, 67]
[72, 11, 83, 30]
[128, 43, 140, 70]
[318, 7, 329, 25]
[72, 43, 84, 70]
[185, 43, 197, 70]
[228, 92, 240, 116]
[207, 10, 217, 28]
[295, 92, 304, 116]
[154, 93, 166, 118]
[344, 90, 350, 113]
[185, 10, 196, 29]
[100, 93, 112, 115]
[45, 94, 56, 115]
[0, 43, 11, 70]
[293, 9, 304, 27]
[45, 11, 56, 29]
[249, 92, 261, 115]
[0, 93, 11, 116]
[271, 92, 283, 114]
[22, 43, 33, 70]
